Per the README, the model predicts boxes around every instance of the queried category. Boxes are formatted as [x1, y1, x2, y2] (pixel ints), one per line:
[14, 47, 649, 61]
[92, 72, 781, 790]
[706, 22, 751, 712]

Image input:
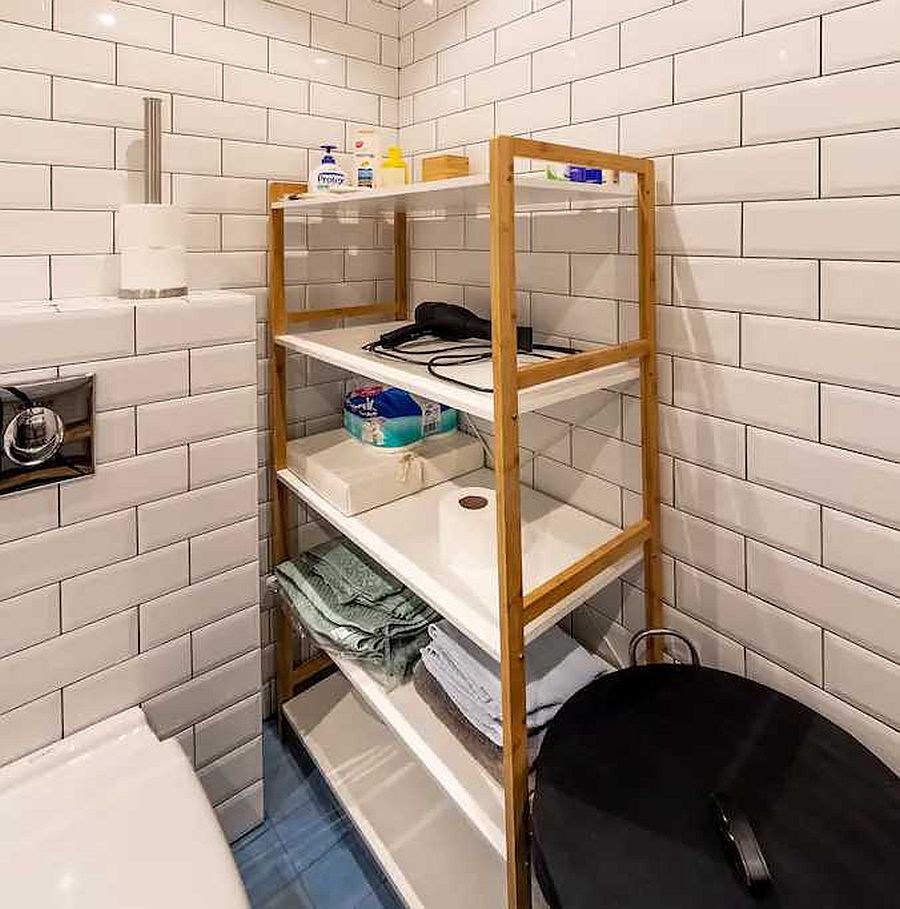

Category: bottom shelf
[283, 674, 549, 909]
[336, 654, 506, 856]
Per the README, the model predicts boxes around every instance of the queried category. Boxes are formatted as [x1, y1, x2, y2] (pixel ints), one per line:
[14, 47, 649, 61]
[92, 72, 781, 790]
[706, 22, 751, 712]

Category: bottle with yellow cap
[380, 146, 409, 188]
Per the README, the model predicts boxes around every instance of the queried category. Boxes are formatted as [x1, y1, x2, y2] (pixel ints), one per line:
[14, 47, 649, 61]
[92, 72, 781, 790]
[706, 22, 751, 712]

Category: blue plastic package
[344, 385, 457, 448]
[566, 166, 604, 185]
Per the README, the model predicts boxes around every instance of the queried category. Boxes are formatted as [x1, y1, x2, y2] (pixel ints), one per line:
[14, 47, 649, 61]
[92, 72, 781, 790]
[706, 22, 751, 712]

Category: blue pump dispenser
[312, 144, 347, 192]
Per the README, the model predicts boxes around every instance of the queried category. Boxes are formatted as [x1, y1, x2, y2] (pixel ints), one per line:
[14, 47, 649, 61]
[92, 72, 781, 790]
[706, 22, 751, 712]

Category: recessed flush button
[3, 406, 65, 467]
[0, 376, 93, 496]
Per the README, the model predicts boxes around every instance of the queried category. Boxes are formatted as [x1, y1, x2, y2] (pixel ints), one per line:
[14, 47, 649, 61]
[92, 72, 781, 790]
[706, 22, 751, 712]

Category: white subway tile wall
[1, 0, 898, 832]
[0, 293, 262, 838]
[399, 0, 900, 771]
[0, 0, 401, 837]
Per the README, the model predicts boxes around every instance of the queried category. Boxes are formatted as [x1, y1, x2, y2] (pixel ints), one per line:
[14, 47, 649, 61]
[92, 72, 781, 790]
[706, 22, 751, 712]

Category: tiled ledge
[0, 292, 256, 374]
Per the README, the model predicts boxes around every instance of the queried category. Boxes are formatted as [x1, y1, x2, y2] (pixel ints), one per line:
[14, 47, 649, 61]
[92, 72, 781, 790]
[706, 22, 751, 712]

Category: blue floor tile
[257, 879, 315, 909]
[233, 818, 278, 867]
[359, 875, 404, 909]
[354, 887, 403, 909]
[233, 820, 300, 908]
[263, 726, 318, 822]
[233, 720, 396, 909]
[299, 834, 377, 909]
[274, 776, 352, 874]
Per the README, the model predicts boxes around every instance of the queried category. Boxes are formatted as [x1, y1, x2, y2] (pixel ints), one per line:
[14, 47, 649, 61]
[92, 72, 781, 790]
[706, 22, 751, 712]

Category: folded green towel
[276, 539, 437, 679]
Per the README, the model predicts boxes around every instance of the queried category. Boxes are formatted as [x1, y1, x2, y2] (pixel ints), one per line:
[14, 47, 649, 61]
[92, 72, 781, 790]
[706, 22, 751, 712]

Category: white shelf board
[276, 323, 639, 422]
[278, 465, 642, 660]
[283, 674, 508, 909]
[273, 173, 634, 219]
[335, 654, 506, 856]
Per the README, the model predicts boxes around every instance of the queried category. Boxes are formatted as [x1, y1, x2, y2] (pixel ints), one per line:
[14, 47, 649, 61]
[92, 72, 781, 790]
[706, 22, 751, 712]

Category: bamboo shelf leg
[267, 184, 291, 572]
[490, 136, 532, 909]
[394, 211, 409, 321]
[637, 166, 664, 663]
[269, 182, 329, 730]
[268, 185, 291, 731]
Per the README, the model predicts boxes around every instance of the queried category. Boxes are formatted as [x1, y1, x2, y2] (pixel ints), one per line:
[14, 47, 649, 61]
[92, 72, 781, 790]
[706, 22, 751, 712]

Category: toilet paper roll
[438, 486, 497, 571]
[120, 246, 187, 296]
[118, 204, 187, 249]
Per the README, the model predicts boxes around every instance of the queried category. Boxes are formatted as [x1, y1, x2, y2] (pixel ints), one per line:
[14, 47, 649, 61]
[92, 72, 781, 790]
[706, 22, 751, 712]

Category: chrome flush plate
[0, 375, 94, 496]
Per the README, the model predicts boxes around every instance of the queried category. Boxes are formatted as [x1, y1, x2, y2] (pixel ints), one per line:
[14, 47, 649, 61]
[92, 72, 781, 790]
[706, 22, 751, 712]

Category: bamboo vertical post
[489, 136, 532, 909]
[267, 186, 289, 548]
[394, 211, 408, 321]
[268, 184, 296, 725]
[637, 165, 664, 662]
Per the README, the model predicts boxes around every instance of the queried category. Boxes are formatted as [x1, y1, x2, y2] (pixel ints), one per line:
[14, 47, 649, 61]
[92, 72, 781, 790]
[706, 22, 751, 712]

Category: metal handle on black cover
[628, 629, 701, 667]
[710, 792, 773, 896]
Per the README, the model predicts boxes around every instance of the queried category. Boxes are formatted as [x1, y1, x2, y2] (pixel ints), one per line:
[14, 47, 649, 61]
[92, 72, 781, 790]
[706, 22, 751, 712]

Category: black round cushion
[532, 665, 900, 909]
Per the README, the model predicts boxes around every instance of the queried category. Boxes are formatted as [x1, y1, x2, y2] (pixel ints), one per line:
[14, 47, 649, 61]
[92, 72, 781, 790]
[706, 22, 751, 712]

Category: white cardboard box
[287, 429, 484, 516]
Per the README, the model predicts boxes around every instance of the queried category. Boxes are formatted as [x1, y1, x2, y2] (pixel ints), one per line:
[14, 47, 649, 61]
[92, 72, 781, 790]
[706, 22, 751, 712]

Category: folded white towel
[420, 621, 612, 747]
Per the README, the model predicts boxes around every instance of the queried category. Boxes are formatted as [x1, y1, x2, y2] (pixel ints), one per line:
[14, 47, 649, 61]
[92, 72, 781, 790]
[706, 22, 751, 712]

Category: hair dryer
[377, 302, 533, 352]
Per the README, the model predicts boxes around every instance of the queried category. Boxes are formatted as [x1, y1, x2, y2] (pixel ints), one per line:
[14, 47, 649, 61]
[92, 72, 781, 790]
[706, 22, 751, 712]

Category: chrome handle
[3, 405, 65, 467]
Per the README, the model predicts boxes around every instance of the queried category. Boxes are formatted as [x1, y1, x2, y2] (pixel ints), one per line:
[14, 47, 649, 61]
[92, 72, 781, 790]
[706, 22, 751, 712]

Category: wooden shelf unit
[267, 138, 662, 909]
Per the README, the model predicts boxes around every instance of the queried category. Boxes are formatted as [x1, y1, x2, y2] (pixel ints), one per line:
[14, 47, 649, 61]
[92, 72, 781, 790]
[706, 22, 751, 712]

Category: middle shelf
[276, 323, 639, 422]
[278, 464, 641, 660]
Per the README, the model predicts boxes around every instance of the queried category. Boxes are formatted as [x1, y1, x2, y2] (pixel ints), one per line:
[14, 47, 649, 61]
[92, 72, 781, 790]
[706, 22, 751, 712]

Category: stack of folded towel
[276, 539, 438, 680]
[415, 620, 613, 778]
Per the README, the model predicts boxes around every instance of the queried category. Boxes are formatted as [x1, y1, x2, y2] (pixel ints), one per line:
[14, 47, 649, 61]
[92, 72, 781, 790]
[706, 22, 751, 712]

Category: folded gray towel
[420, 620, 612, 747]
[413, 661, 543, 783]
[275, 540, 437, 679]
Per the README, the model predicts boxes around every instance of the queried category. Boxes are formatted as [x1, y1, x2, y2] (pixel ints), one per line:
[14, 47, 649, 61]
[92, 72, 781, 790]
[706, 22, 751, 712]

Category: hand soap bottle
[380, 146, 409, 188]
[312, 145, 346, 193]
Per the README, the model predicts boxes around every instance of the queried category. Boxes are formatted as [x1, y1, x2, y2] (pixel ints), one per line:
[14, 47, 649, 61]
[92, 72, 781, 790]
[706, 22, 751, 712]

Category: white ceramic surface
[0, 708, 249, 908]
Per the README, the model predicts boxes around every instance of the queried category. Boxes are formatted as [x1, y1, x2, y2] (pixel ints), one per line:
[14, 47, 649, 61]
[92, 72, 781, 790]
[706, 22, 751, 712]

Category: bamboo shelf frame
[267, 138, 662, 909]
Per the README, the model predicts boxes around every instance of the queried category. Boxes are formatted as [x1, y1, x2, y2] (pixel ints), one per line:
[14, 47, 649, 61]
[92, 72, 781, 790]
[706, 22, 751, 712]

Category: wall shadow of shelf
[275, 324, 639, 422]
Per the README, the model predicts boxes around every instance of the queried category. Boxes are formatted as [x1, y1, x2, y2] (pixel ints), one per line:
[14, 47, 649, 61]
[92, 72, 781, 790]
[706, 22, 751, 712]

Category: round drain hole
[459, 495, 488, 511]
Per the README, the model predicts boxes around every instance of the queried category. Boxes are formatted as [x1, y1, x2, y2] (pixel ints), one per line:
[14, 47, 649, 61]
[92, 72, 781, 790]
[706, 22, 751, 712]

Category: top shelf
[273, 173, 635, 219]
